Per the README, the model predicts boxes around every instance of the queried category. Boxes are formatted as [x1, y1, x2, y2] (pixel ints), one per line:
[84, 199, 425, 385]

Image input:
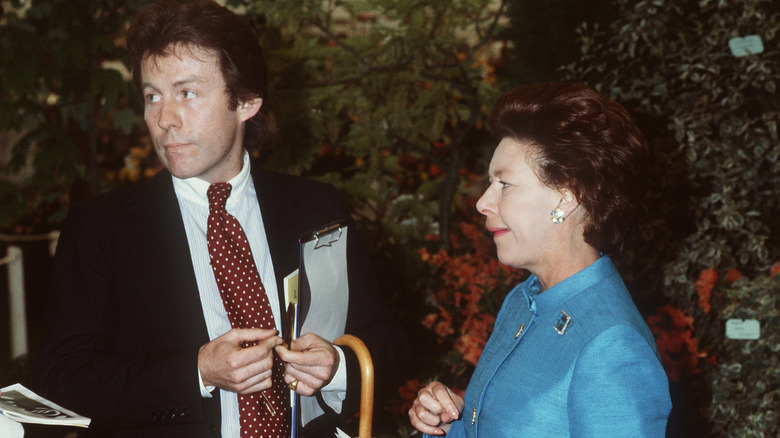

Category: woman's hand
[409, 381, 464, 435]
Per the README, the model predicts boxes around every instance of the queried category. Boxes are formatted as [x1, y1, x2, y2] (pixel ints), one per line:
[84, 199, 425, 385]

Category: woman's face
[476, 138, 563, 271]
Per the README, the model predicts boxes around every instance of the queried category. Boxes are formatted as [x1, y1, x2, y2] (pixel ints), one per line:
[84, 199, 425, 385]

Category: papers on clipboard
[298, 221, 349, 342]
[287, 220, 350, 437]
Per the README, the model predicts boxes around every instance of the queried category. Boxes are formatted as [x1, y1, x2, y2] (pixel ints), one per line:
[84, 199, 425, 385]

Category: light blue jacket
[431, 256, 671, 437]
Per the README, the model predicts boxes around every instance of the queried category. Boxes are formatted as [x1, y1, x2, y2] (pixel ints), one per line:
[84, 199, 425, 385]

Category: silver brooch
[554, 310, 573, 335]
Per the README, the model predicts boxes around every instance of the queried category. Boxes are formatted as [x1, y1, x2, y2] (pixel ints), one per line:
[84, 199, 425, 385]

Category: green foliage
[243, 0, 506, 247]
[500, 0, 616, 85]
[710, 266, 779, 437]
[565, 0, 779, 276]
[0, 0, 146, 232]
[564, 0, 779, 435]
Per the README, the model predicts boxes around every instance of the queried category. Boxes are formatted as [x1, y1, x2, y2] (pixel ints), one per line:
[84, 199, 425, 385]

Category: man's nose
[157, 100, 180, 131]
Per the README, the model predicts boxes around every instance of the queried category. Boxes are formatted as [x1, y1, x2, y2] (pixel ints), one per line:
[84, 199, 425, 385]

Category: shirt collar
[172, 151, 252, 207]
[522, 256, 616, 316]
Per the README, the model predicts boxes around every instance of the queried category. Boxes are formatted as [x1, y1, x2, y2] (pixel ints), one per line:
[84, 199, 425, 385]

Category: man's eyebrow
[173, 76, 204, 87]
[142, 76, 205, 90]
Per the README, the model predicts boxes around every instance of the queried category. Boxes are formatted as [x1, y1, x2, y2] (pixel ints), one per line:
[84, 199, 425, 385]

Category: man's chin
[165, 163, 203, 180]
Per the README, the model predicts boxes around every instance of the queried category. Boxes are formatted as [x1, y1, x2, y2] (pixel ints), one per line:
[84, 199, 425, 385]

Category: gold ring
[288, 380, 299, 391]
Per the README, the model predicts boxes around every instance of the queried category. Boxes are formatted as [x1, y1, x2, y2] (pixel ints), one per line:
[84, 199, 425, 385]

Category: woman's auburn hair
[489, 82, 650, 255]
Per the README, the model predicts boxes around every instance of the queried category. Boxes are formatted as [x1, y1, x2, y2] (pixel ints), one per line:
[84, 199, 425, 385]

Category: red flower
[770, 261, 780, 278]
[647, 305, 705, 382]
[695, 268, 717, 313]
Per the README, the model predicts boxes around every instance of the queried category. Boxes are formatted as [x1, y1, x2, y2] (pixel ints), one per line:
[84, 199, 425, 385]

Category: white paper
[299, 226, 350, 426]
[299, 227, 349, 342]
[0, 383, 91, 428]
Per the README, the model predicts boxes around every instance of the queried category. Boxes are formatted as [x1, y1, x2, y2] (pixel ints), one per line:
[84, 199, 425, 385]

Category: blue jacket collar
[522, 256, 616, 316]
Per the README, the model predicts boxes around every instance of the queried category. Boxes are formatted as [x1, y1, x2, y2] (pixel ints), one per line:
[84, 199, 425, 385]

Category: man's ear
[238, 97, 263, 122]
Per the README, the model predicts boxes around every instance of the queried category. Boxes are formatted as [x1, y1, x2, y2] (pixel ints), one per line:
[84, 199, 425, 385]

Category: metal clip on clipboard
[303, 221, 346, 249]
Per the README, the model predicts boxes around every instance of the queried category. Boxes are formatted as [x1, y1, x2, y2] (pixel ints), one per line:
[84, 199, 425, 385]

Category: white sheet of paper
[299, 228, 349, 342]
[298, 226, 349, 426]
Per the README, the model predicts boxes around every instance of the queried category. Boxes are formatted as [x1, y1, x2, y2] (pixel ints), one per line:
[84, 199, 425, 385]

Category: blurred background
[0, 0, 777, 436]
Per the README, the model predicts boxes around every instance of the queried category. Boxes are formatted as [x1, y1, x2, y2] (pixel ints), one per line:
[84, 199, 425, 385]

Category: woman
[409, 83, 671, 437]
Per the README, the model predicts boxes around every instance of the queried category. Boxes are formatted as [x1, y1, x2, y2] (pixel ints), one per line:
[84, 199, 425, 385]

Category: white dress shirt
[172, 152, 345, 437]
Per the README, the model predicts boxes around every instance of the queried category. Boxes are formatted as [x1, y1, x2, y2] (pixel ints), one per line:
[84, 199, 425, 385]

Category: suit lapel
[121, 170, 211, 345]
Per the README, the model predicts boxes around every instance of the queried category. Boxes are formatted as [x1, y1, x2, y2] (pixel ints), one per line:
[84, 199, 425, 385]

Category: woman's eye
[182, 90, 196, 99]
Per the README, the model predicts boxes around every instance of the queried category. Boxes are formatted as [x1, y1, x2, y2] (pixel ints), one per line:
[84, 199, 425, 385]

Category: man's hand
[274, 333, 339, 396]
[198, 328, 283, 394]
[409, 381, 464, 436]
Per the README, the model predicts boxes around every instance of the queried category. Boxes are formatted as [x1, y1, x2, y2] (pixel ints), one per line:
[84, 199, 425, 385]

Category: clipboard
[287, 219, 350, 437]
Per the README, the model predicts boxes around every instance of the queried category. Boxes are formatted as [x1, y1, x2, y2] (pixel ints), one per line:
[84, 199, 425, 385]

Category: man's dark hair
[127, 0, 274, 151]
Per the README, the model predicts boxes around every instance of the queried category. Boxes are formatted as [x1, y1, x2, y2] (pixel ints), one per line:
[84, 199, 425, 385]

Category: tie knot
[207, 182, 233, 211]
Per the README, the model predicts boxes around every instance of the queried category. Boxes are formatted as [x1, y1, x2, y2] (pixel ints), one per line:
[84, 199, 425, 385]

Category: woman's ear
[238, 97, 263, 122]
[558, 188, 580, 220]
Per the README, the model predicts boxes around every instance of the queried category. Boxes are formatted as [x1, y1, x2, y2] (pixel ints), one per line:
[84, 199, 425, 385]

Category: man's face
[141, 44, 260, 183]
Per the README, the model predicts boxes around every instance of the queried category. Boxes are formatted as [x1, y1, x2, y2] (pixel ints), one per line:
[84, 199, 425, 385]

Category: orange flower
[695, 268, 717, 313]
[725, 268, 743, 284]
[421, 313, 438, 329]
[434, 308, 455, 339]
[456, 332, 485, 366]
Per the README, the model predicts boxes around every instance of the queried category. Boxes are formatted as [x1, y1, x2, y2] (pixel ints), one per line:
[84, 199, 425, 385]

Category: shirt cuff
[319, 345, 347, 412]
[198, 366, 216, 398]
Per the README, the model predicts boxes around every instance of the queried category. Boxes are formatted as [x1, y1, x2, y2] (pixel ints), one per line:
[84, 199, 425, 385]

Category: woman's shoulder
[561, 275, 656, 349]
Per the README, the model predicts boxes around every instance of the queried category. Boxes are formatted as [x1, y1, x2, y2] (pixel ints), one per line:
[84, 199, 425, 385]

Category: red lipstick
[487, 227, 510, 238]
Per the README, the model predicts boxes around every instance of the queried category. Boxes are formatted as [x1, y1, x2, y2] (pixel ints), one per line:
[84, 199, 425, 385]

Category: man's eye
[499, 180, 511, 189]
[182, 90, 196, 99]
[146, 94, 160, 103]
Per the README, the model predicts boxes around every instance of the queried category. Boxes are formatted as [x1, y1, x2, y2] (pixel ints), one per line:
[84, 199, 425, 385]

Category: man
[34, 1, 408, 437]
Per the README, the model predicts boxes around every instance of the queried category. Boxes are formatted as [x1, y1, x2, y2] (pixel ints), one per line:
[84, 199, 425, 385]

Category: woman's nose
[476, 186, 496, 216]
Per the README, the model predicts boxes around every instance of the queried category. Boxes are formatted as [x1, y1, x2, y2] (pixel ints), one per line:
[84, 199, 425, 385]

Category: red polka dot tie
[206, 182, 289, 438]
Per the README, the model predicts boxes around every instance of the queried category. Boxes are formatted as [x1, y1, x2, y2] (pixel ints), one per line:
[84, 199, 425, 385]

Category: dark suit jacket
[34, 164, 408, 437]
